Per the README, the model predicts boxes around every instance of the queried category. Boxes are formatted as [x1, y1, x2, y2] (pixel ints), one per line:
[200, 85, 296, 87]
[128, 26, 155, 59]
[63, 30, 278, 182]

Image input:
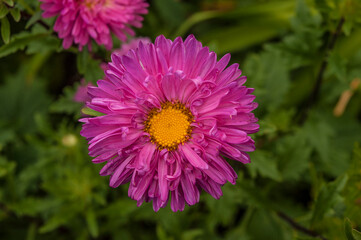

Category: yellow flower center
[144, 102, 193, 151]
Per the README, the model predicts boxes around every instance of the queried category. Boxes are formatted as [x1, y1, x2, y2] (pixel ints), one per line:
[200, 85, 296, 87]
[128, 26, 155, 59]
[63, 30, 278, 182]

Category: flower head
[40, 0, 149, 50]
[80, 35, 259, 211]
[74, 80, 93, 103]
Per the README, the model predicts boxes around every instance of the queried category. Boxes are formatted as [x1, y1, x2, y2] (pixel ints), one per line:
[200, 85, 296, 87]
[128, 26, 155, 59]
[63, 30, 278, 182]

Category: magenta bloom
[80, 35, 259, 211]
[40, 0, 149, 50]
[74, 80, 93, 103]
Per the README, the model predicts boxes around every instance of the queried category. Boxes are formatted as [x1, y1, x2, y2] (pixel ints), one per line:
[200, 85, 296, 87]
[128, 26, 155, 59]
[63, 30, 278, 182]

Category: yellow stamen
[144, 102, 193, 151]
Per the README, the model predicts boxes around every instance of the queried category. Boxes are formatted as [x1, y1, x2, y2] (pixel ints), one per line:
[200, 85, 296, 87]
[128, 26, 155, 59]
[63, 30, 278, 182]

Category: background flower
[40, 0, 149, 49]
[80, 35, 258, 211]
[73, 79, 93, 104]
[1, 0, 361, 239]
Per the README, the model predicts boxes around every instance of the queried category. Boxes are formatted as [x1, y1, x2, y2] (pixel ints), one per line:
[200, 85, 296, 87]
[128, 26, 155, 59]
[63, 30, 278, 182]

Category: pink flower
[73, 80, 93, 103]
[80, 35, 259, 212]
[40, 0, 149, 50]
[114, 37, 151, 56]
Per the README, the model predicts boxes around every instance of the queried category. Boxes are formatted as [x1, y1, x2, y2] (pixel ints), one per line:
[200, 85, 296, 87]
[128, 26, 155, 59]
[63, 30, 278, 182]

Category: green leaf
[173, 11, 222, 37]
[345, 218, 356, 240]
[311, 175, 348, 225]
[156, 224, 168, 240]
[81, 107, 104, 117]
[345, 218, 361, 240]
[76, 49, 88, 74]
[154, 0, 186, 29]
[85, 209, 99, 238]
[0, 68, 51, 133]
[277, 132, 312, 181]
[26, 34, 61, 54]
[247, 209, 290, 240]
[248, 151, 282, 181]
[182, 229, 204, 240]
[353, 229, 361, 240]
[0, 32, 49, 58]
[344, 143, 361, 226]
[25, 11, 42, 29]
[50, 85, 83, 116]
[8, 198, 60, 217]
[303, 115, 334, 163]
[9, 8, 20, 22]
[0, 2, 9, 18]
[243, 48, 291, 112]
[39, 213, 72, 233]
[1, 17, 10, 44]
[76, 49, 104, 82]
[2, 0, 13, 7]
[0, 156, 15, 178]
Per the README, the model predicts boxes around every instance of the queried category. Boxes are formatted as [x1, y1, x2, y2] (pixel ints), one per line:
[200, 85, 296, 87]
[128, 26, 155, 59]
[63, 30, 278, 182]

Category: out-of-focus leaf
[2, 0, 14, 7]
[248, 151, 282, 181]
[344, 143, 361, 225]
[203, 22, 285, 54]
[50, 85, 83, 116]
[303, 115, 334, 163]
[345, 218, 356, 240]
[0, 157, 15, 178]
[39, 212, 74, 233]
[205, 183, 244, 228]
[25, 11, 42, 29]
[9, 8, 20, 22]
[85, 209, 99, 238]
[1, 17, 10, 44]
[0, 68, 51, 133]
[174, 11, 221, 37]
[0, 3, 9, 18]
[353, 229, 361, 240]
[277, 132, 311, 180]
[76, 49, 104, 82]
[156, 224, 168, 240]
[26, 34, 61, 54]
[181, 229, 203, 240]
[345, 218, 361, 240]
[247, 209, 290, 240]
[81, 107, 104, 117]
[311, 175, 348, 225]
[0, 129, 15, 145]
[76, 48, 88, 74]
[0, 32, 49, 57]
[154, 0, 186, 29]
[239, 181, 277, 210]
[8, 198, 60, 217]
[244, 48, 290, 112]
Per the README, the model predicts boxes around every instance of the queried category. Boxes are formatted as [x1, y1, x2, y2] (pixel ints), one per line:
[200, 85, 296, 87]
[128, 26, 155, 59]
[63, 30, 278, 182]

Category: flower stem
[277, 211, 328, 240]
[299, 16, 345, 124]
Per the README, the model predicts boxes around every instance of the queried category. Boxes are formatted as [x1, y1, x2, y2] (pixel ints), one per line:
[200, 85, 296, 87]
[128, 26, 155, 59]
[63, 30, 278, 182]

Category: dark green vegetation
[1, 0, 361, 239]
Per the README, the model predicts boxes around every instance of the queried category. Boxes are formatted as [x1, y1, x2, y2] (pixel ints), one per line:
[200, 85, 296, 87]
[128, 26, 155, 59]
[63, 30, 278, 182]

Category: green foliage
[345, 218, 361, 240]
[311, 175, 348, 224]
[1, 0, 361, 239]
[1, 16, 10, 43]
[0, 32, 49, 57]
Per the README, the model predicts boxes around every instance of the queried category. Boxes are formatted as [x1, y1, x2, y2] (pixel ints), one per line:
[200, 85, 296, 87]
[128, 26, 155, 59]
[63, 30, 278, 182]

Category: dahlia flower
[80, 35, 259, 211]
[40, 0, 149, 49]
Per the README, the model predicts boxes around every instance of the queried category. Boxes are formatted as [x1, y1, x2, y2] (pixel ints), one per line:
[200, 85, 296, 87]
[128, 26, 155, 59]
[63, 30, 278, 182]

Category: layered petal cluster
[40, 0, 149, 49]
[80, 35, 259, 211]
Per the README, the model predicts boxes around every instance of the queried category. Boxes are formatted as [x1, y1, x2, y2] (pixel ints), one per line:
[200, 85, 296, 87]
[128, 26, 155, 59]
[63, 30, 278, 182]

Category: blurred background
[1, 0, 361, 239]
